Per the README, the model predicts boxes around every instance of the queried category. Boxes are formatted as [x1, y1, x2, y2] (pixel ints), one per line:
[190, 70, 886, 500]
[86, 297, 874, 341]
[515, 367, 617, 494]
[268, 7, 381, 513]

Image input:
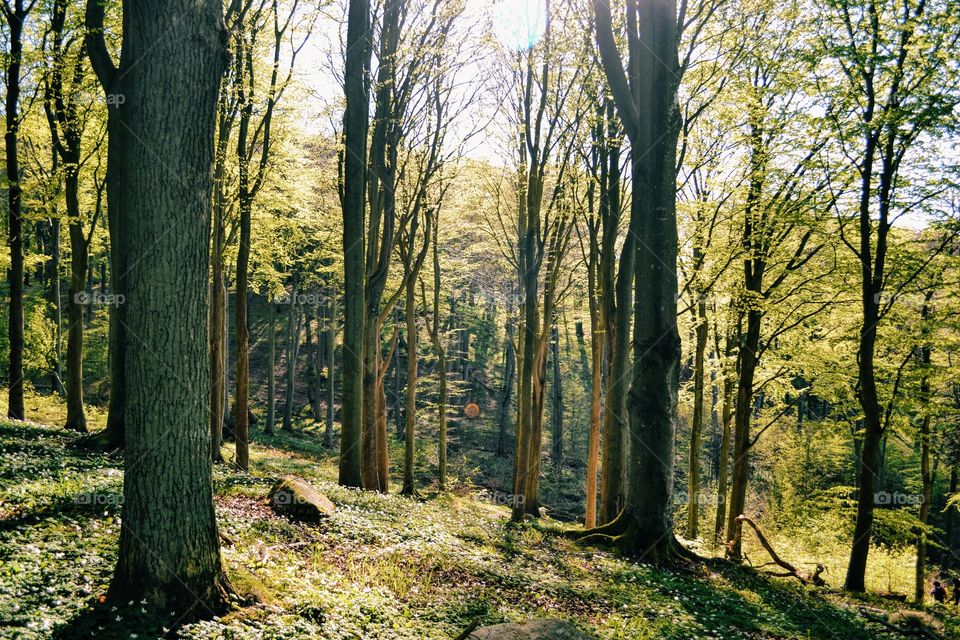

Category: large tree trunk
[591, 0, 683, 561]
[338, 0, 370, 488]
[4, 1, 28, 421]
[108, 0, 230, 615]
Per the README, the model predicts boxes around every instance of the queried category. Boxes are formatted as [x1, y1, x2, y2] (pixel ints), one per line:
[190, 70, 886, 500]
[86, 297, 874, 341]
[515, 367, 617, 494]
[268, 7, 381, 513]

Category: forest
[1, 0, 960, 638]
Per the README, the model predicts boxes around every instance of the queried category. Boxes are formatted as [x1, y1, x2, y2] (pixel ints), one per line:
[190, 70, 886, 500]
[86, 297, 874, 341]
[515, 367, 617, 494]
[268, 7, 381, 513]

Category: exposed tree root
[728, 515, 826, 586]
[70, 429, 122, 454]
[575, 515, 697, 566]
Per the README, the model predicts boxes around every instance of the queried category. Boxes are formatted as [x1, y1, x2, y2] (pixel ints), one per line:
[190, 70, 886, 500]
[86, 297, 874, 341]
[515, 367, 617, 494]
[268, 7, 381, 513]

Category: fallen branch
[453, 619, 479, 640]
[727, 515, 826, 586]
[859, 608, 941, 639]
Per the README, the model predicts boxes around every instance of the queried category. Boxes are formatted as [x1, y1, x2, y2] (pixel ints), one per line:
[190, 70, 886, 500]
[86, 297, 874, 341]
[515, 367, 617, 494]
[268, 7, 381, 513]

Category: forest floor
[1, 415, 959, 639]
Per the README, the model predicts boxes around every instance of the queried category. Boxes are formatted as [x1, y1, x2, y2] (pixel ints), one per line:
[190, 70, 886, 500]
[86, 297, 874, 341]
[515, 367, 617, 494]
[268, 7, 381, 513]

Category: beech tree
[588, 0, 685, 559]
[814, 0, 960, 592]
[108, 0, 230, 614]
[2, 0, 37, 421]
[338, 0, 370, 488]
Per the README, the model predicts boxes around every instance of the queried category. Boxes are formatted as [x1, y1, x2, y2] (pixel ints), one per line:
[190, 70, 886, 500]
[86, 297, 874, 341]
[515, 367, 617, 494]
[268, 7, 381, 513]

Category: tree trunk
[312, 302, 324, 422]
[686, 295, 707, 538]
[49, 215, 65, 396]
[401, 284, 417, 494]
[65, 214, 89, 432]
[283, 274, 300, 432]
[234, 193, 251, 470]
[585, 302, 603, 529]
[361, 313, 386, 490]
[497, 312, 516, 457]
[325, 294, 336, 448]
[591, 0, 683, 561]
[550, 322, 564, 464]
[209, 216, 226, 459]
[265, 297, 277, 435]
[914, 293, 933, 604]
[726, 309, 760, 558]
[338, 0, 369, 488]
[108, 0, 230, 614]
[4, 2, 28, 421]
[437, 346, 448, 490]
[84, 0, 128, 449]
[714, 348, 734, 545]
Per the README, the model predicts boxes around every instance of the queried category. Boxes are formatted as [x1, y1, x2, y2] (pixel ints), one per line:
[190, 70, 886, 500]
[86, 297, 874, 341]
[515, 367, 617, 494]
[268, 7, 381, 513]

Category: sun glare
[491, 0, 547, 50]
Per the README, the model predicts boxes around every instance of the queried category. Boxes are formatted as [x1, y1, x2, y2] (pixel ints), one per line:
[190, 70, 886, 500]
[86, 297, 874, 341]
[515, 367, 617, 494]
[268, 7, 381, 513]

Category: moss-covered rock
[267, 474, 335, 522]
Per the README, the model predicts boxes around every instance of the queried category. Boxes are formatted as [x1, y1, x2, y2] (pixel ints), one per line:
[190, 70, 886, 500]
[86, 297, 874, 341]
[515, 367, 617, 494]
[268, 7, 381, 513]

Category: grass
[0, 402, 958, 639]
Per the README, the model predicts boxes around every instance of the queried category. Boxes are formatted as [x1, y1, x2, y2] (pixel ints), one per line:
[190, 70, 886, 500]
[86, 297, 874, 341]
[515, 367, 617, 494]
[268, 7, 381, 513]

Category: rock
[267, 475, 335, 522]
[468, 619, 595, 640]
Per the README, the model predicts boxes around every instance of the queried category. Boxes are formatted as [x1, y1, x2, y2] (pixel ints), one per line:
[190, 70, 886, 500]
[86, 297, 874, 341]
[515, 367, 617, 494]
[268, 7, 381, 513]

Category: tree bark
[497, 310, 516, 457]
[713, 336, 734, 545]
[686, 293, 707, 538]
[283, 273, 300, 432]
[591, 0, 685, 561]
[325, 293, 336, 448]
[401, 283, 418, 494]
[85, 0, 127, 449]
[338, 0, 370, 488]
[265, 297, 277, 435]
[108, 0, 230, 615]
[914, 291, 933, 604]
[550, 322, 563, 464]
[3, 0, 30, 421]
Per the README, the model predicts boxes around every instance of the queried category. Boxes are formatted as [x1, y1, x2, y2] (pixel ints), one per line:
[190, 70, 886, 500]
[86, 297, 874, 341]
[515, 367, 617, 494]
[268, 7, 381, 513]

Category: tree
[83, 0, 126, 449]
[2, 0, 38, 421]
[44, 0, 102, 433]
[108, 0, 230, 615]
[232, 0, 308, 470]
[589, 0, 686, 560]
[814, 0, 960, 592]
[338, 0, 370, 488]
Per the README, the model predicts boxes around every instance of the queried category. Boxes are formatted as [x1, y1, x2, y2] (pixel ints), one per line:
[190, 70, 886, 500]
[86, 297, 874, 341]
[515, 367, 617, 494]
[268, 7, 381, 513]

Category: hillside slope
[0, 419, 957, 639]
